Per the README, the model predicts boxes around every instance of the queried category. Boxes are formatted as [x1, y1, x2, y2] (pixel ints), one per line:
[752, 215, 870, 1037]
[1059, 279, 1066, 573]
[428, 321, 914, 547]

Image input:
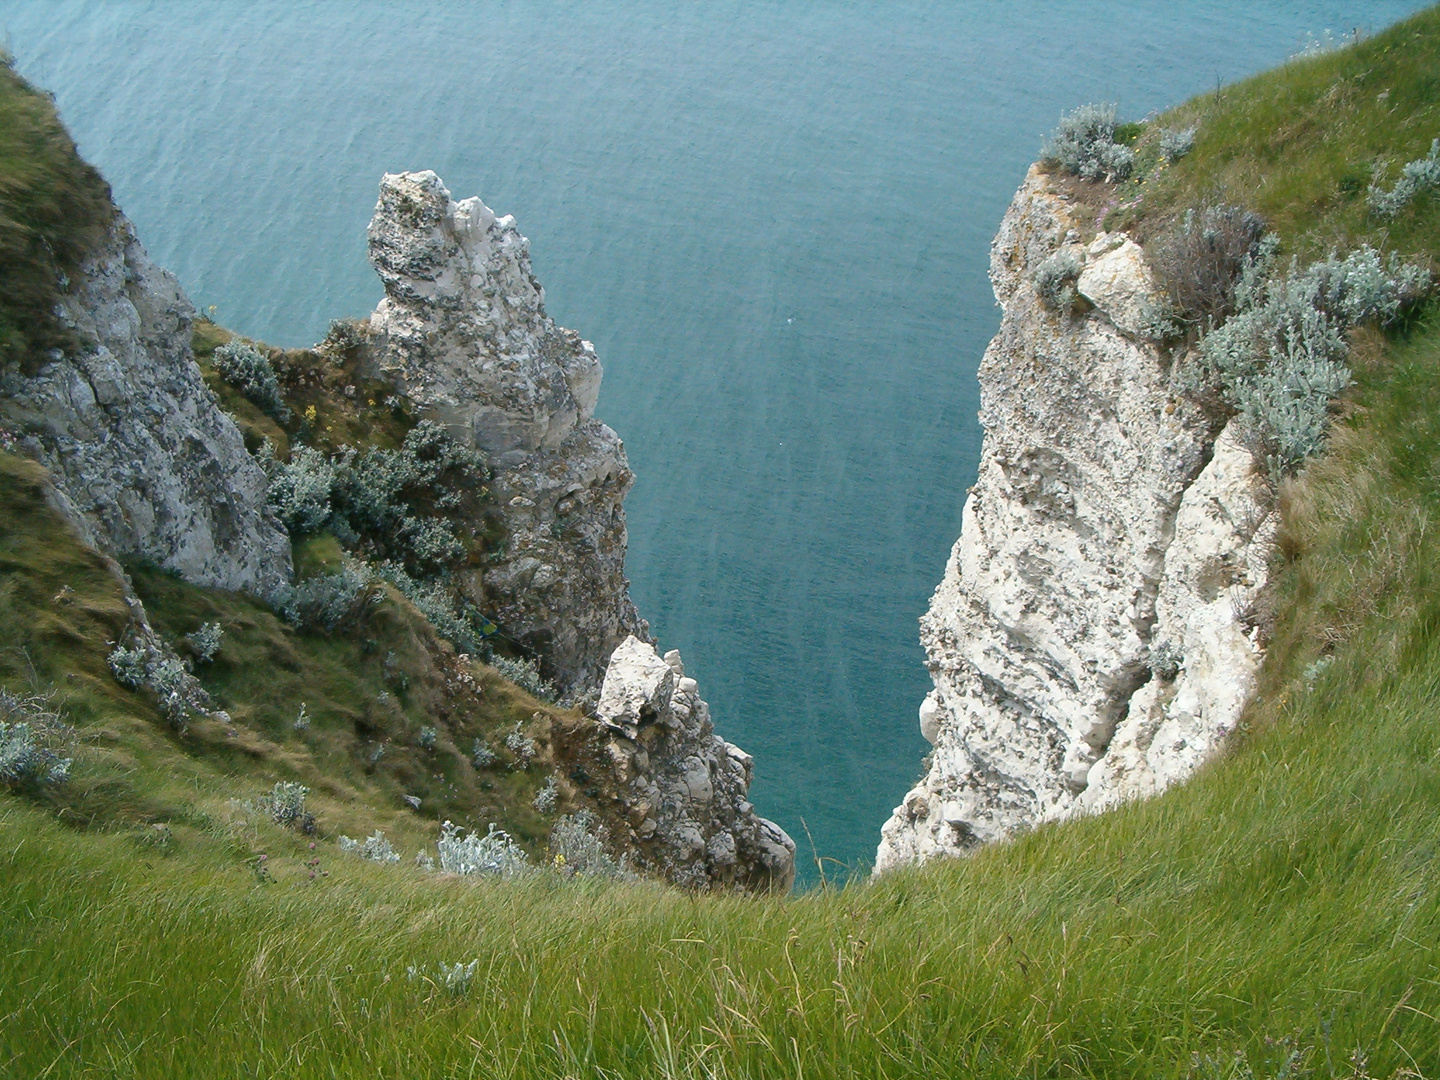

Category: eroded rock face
[595, 636, 796, 892]
[364, 171, 643, 692]
[0, 215, 291, 595]
[875, 166, 1272, 873]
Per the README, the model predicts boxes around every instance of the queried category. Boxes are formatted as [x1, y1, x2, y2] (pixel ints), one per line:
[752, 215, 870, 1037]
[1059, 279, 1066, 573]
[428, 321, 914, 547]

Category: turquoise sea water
[6, 1, 1427, 881]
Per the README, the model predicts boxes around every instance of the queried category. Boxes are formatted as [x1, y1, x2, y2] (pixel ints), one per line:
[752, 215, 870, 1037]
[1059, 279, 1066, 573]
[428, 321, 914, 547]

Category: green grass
[1107, 9, 1440, 264]
[6, 9, 1440, 1078]
[191, 316, 419, 458]
[0, 56, 114, 370]
[0, 448, 584, 852]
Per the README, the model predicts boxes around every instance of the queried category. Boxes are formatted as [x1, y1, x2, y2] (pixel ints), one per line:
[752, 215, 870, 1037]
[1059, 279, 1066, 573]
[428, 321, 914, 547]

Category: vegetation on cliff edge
[5, 7, 1440, 1078]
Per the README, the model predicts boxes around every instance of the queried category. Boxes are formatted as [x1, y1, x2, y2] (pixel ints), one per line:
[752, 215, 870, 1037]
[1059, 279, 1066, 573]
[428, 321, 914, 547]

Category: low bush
[1033, 249, 1082, 311]
[185, 622, 223, 664]
[0, 689, 72, 785]
[1367, 137, 1440, 218]
[503, 721, 537, 768]
[214, 341, 291, 423]
[273, 564, 380, 633]
[1159, 126, 1197, 163]
[261, 781, 312, 830]
[435, 820, 529, 877]
[471, 739, 496, 769]
[489, 655, 556, 703]
[532, 775, 558, 814]
[259, 444, 333, 536]
[549, 810, 633, 880]
[1148, 204, 1265, 328]
[1186, 241, 1430, 478]
[338, 831, 401, 863]
[107, 640, 205, 729]
[1041, 103, 1135, 182]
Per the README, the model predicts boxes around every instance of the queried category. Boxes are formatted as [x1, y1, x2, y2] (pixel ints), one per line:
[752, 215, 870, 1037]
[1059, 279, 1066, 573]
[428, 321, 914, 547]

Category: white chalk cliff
[876, 167, 1274, 872]
[594, 637, 796, 892]
[0, 213, 291, 596]
[363, 171, 643, 693]
[361, 172, 793, 887]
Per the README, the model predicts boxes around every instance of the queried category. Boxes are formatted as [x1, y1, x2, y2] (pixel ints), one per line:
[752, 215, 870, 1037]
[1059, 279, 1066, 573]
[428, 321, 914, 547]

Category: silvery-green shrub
[1189, 243, 1430, 478]
[550, 810, 633, 880]
[327, 421, 485, 575]
[107, 644, 147, 689]
[532, 775, 558, 815]
[503, 721, 537, 768]
[1159, 126, 1197, 163]
[471, 738, 496, 769]
[0, 690, 73, 785]
[214, 341, 291, 423]
[1041, 103, 1135, 181]
[436, 820, 529, 877]
[490, 655, 557, 703]
[263, 781, 309, 827]
[293, 703, 311, 732]
[108, 642, 203, 729]
[1033, 249, 1083, 311]
[259, 444, 334, 536]
[186, 622, 223, 663]
[370, 561, 477, 650]
[274, 564, 379, 632]
[339, 830, 401, 863]
[418, 725, 437, 750]
[1367, 138, 1440, 218]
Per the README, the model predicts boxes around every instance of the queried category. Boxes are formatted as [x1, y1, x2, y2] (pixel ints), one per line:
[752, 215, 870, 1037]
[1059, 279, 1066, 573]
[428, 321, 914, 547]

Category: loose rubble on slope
[876, 166, 1274, 872]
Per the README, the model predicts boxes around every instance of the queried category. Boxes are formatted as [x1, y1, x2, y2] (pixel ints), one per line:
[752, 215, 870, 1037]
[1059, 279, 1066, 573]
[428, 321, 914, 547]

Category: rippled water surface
[5, 1, 1426, 880]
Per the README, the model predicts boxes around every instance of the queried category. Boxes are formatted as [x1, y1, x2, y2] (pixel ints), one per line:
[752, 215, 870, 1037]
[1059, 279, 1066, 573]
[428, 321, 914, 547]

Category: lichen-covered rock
[363, 171, 643, 692]
[875, 166, 1271, 873]
[594, 636, 795, 892]
[0, 215, 291, 595]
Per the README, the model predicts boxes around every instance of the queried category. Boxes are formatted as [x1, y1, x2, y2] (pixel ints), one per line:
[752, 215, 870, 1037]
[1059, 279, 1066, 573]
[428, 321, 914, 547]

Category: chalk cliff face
[363, 171, 643, 693]
[592, 637, 796, 892]
[875, 167, 1273, 872]
[0, 214, 291, 596]
[361, 173, 792, 888]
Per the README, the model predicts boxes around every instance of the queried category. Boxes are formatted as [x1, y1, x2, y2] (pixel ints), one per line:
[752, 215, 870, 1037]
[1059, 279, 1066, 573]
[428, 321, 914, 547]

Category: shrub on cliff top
[1187, 242, 1430, 478]
[1041, 103, 1135, 182]
[1033, 249, 1083, 312]
[1148, 204, 1266, 329]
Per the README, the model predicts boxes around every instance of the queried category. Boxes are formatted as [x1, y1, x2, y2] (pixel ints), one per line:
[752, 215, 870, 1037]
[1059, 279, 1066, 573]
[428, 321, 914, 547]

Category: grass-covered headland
[6, 9, 1440, 1078]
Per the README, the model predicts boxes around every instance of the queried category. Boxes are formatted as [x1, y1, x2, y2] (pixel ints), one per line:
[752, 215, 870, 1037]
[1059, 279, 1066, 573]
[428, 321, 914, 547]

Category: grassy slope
[0, 55, 113, 369]
[7, 10, 1440, 1079]
[0, 448, 584, 855]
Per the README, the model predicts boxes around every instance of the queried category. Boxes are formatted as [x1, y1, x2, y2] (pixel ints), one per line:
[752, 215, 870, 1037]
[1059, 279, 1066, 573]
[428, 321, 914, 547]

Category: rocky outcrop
[363, 171, 643, 693]
[875, 167, 1273, 872]
[592, 636, 796, 892]
[0, 215, 291, 595]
